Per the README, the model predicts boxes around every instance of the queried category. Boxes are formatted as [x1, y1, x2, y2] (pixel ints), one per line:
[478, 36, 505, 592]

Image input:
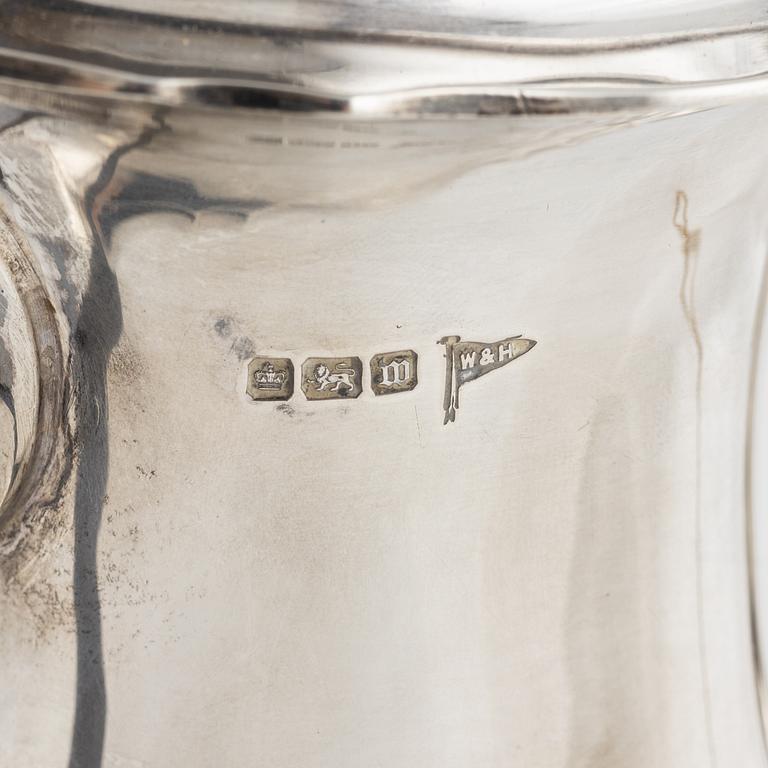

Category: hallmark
[370, 349, 418, 396]
[438, 335, 536, 424]
[246, 357, 294, 401]
[302, 357, 363, 400]
[246, 333, 536, 420]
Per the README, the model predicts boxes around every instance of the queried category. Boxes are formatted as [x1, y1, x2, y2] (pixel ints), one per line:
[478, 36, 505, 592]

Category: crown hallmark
[254, 362, 286, 389]
[246, 357, 294, 401]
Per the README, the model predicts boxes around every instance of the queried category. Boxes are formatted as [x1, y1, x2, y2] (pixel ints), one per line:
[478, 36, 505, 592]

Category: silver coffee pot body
[3, 3, 768, 766]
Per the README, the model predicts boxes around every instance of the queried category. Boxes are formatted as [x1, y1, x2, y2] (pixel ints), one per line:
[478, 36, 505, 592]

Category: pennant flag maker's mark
[438, 335, 537, 425]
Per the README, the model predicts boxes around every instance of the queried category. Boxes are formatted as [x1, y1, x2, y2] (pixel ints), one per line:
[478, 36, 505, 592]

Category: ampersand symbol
[479, 347, 495, 366]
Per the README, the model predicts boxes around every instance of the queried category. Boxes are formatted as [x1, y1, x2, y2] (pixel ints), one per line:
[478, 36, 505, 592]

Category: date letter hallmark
[370, 350, 418, 396]
[246, 357, 294, 401]
[301, 357, 363, 400]
[438, 335, 536, 424]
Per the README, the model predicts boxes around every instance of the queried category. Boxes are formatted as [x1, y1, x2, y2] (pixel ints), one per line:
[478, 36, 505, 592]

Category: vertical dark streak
[673, 191, 717, 768]
[67, 119, 162, 768]
[745, 239, 768, 756]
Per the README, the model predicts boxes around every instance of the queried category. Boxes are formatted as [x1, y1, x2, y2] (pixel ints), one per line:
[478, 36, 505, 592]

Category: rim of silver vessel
[1, 1, 768, 116]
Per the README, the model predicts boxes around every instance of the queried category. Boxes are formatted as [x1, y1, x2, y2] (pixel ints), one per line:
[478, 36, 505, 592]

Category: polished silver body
[2, 2, 768, 766]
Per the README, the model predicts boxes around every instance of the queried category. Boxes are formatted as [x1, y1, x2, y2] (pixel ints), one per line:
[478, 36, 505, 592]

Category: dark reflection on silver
[67, 123, 161, 768]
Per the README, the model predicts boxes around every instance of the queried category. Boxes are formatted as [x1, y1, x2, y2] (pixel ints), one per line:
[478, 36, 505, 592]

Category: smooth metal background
[1, 3, 768, 767]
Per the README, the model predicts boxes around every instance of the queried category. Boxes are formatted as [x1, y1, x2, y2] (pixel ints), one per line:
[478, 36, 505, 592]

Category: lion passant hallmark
[302, 357, 363, 400]
[245, 334, 535, 423]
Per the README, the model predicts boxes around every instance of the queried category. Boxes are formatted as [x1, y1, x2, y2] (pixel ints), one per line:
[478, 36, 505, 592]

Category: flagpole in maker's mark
[438, 334, 537, 425]
[438, 335, 461, 424]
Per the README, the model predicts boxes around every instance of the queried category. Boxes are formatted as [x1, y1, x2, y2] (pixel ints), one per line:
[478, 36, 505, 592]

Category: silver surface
[1, 2, 768, 767]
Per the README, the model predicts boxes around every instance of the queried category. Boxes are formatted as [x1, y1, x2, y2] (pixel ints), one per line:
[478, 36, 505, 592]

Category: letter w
[460, 351, 477, 370]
